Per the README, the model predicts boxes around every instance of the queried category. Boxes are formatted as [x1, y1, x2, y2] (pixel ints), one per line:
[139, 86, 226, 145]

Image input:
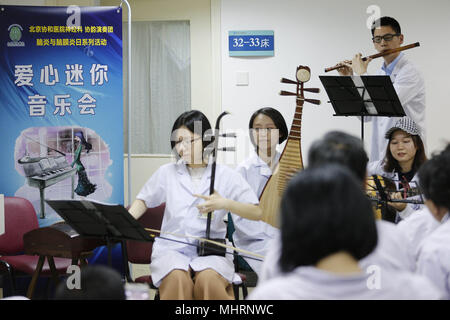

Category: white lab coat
[416, 213, 450, 299]
[258, 234, 282, 283]
[367, 160, 424, 220]
[248, 265, 442, 300]
[396, 206, 440, 269]
[232, 152, 280, 275]
[136, 161, 259, 287]
[365, 53, 426, 162]
[360, 220, 415, 272]
[259, 220, 415, 283]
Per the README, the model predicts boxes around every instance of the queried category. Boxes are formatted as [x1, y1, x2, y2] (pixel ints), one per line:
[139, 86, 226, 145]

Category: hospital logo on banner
[7, 24, 25, 47]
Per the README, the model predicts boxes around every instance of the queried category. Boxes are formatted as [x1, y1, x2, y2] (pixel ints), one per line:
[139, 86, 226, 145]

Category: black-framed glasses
[372, 33, 400, 43]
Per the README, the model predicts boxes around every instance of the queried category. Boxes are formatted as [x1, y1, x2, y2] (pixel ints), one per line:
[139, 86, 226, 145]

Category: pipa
[259, 66, 320, 228]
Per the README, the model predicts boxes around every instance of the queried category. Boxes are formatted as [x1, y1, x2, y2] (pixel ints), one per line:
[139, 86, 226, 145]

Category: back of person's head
[308, 131, 368, 183]
[280, 165, 378, 272]
[54, 265, 125, 300]
[371, 16, 401, 36]
[418, 143, 450, 212]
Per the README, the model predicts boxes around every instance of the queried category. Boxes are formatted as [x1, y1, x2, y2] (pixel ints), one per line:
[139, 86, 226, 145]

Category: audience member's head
[308, 131, 369, 183]
[280, 164, 378, 272]
[418, 143, 450, 221]
[54, 265, 125, 300]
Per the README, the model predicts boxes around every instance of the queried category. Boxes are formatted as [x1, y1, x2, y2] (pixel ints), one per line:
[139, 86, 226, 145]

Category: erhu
[324, 42, 420, 73]
[259, 66, 320, 228]
[197, 111, 237, 257]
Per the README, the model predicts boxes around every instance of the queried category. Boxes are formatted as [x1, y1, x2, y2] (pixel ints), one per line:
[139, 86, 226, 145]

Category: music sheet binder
[46, 199, 153, 267]
[319, 75, 406, 141]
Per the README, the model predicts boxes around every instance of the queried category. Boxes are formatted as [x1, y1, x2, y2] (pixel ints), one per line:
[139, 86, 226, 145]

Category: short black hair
[418, 143, 450, 211]
[280, 165, 378, 272]
[170, 110, 213, 159]
[371, 16, 401, 36]
[249, 107, 288, 146]
[308, 131, 368, 183]
[54, 265, 125, 300]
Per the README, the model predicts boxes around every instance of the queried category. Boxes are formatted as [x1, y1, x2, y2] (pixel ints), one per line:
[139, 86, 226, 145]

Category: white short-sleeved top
[136, 161, 259, 286]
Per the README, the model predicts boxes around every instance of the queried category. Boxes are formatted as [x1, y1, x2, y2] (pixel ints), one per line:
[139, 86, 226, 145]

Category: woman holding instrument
[128, 110, 261, 300]
[335, 16, 426, 163]
[231, 107, 289, 276]
[367, 117, 427, 222]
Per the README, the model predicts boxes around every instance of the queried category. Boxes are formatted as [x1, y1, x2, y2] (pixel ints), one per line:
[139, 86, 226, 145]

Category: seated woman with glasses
[128, 110, 261, 300]
[336, 16, 425, 163]
[248, 164, 442, 300]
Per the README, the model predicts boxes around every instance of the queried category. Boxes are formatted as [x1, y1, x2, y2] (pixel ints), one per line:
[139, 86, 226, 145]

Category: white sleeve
[392, 65, 425, 115]
[135, 167, 166, 208]
[398, 203, 423, 220]
[416, 246, 450, 298]
[226, 170, 259, 206]
[367, 160, 385, 176]
[259, 237, 283, 283]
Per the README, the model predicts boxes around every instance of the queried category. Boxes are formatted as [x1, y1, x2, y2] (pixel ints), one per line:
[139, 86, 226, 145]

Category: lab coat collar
[390, 52, 407, 78]
[249, 150, 281, 170]
[175, 158, 213, 196]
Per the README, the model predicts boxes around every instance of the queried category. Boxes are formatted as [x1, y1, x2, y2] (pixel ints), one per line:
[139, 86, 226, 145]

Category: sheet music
[351, 76, 378, 115]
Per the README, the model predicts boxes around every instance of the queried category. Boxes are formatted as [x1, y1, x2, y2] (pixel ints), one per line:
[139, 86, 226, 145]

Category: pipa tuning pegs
[280, 77, 297, 85]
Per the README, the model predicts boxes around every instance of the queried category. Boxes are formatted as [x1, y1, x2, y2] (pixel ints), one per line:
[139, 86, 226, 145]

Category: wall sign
[228, 30, 274, 57]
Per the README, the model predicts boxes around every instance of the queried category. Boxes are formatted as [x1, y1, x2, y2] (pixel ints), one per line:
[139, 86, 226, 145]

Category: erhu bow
[259, 66, 321, 228]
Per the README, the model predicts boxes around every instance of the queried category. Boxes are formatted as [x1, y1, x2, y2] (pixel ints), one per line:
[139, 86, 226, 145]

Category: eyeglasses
[372, 33, 400, 43]
[175, 136, 202, 147]
[252, 128, 278, 133]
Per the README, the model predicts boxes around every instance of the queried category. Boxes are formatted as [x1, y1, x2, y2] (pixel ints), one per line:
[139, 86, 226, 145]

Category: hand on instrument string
[337, 60, 353, 76]
[351, 53, 372, 75]
[194, 191, 228, 214]
[388, 191, 407, 212]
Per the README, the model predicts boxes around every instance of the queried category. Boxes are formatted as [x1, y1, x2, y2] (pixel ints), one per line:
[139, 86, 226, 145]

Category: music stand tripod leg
[361, 115, 364, 143]
[27, 255, 45, 299]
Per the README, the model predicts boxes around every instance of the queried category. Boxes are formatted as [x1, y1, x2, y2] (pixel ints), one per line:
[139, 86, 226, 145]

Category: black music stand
[319, 75, 405, 142]
[46, 199, 153, 268]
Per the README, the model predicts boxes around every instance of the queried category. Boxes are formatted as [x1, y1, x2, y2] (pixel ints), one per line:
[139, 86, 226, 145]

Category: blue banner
[0, 5, 123, 227]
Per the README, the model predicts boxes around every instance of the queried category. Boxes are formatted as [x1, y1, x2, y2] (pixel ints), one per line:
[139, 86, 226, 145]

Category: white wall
[221, 0, 450, 166]
[100, 0, 218, 204]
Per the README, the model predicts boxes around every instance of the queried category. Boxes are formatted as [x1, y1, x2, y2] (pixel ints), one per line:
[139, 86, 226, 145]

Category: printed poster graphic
[0, 5, 123, 227]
